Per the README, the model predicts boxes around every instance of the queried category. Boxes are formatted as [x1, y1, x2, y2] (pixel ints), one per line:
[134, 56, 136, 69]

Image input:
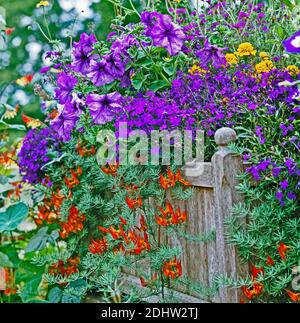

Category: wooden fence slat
[124, 127, 249, 303]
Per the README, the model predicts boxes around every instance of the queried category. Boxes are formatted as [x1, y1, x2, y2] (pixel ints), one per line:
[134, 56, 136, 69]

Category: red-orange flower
[77, 142, 96, 157]
[49, 257, 80, 277]
[89, 238, 108, 255]
[278, 242, 290, 260]
[59, 206, 86, 239]
[50, 191, 65, 209]
[266, 255, 275, 266]
[162, 258, 182, 279]
[64, 167, 82, 189]
[5, 27, 15, 35]
[4, 287, 17, 296]
[241, 282, 264, 300]
[139, 215, 147, 232]
[118, 216, 127, 226]
[101, 163, 119, 176]
[251, 265, 264, 279]
[126, 195, 143, 209]
[159, 169, 191, 189]
[156, 200, 187, 226]
[286, 289, 300, 302]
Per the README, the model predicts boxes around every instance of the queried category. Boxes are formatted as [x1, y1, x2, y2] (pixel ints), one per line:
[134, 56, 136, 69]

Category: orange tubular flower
[278, 242, 290, 260]
[98, 226, 110, 234]
[286, 289, 300, 302]
[50, 191, 65, 209]
[162, 258, 182, 279]
[266, 255, 275, 266]
[4, 288, 17, 296]
[64, 167, 82, 189]
[59, 206, 86, 239]
[88, 238, 108, 255]
[101, 163, 119, 176]
[139, 215, 148, 232]
[118, 216, 127, 226]
[241, 286, 254, 300]
[49, 257, 80, 277]
[159, 169, 191, 189]
[242, 282, 264, 300]
[251, 265, 264, 279]
[126, 195, 143, 209]
[156, 200, 187, 227]
[77, 142, 96, 157]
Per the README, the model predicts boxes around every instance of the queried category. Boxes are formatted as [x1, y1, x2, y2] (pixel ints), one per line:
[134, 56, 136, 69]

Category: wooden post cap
[214, 127, 237, 147]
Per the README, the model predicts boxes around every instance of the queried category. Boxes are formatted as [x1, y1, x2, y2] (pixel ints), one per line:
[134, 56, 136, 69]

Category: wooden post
[211, 127, 248, 303]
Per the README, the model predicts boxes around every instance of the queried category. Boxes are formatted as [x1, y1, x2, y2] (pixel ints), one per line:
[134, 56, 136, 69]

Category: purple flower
[50, 109, 80, 142]
[111, 34, 138, 57]
[272, 167, 281, 178]
[18, 128, 60, 184]
[72, 33, 98, 75]
[283, 30, 300, 54]
[86, 92, 122, 125]
[55, 73, 78, 105]
[196, 40, 226, 68]
[40, 66, 50, 74]
[103, 53, 125, 77]
[87, 60, 115, 87]
[141, 11, 159, 36]
[280, 179, 289, 190]
[149, 13, 185, 55]
[287, 191, 297, 200]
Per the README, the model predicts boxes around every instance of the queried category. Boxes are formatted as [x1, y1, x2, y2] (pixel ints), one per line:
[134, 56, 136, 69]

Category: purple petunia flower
[141, 11, 159, 36]
[111, 34, 138, 57]
[196, 40, 226, 68]
[103, 53, 125, 78]
[72, 33, 98, 75]
[148, 13, 185, 55]
[282, 30, 300, 54]
[50, 109, 80, 142]
[87, 60, 116, 87]
[86, 92, 122, 125]
[55, 73, 78, 105]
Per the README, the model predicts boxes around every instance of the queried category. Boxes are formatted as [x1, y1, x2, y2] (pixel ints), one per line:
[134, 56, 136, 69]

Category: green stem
[128, 0, 141, 17]
[43, 8, 52, 41]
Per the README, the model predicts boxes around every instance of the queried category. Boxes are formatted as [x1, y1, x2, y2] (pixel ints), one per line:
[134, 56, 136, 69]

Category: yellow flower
[36, 1, 49, 8]
[236, 42, 257, 57]
[255, 60, 274, 74]
[188, 65, 207, 75]
[225, 53, 238, 65]
[259, 52, 269, 60]
[286, 65, 300, 76]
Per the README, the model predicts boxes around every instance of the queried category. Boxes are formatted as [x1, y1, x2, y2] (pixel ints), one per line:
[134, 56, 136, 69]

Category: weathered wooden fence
[123, 127, 249, 303]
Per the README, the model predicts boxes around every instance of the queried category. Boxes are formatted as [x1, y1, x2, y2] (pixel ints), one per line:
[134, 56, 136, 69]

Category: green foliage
[0, 202, 28, 232]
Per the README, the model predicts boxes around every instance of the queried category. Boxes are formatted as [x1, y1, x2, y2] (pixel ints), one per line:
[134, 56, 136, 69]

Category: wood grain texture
[123, 128, 249, 303]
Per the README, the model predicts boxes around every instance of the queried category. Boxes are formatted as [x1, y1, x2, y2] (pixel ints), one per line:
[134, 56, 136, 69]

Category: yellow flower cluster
[255, 60, 274, 74]
[236, 42, 257, 57]
[36, 1, 49, 8]
[188, 65, 207, 75]
[259, 52, 269, 60]
[225, 53, 238, 65]
[286, 65, 300, 76]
